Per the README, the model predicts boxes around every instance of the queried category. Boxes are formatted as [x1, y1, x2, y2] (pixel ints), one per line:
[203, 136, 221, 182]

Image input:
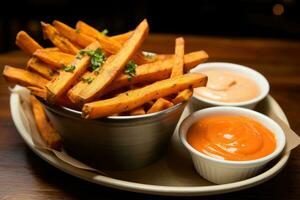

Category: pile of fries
[3, 19, 208, 119]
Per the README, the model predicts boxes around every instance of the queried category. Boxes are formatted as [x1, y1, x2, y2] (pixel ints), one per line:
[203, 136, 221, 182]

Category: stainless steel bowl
[39, 99, 186, 170]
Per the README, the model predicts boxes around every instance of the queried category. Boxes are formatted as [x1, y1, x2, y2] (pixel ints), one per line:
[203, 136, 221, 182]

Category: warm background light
[273, 4, 285, 16]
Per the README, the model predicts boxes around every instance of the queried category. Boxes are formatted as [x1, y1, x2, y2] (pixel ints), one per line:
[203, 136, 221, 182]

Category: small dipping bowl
[39, 99, 186, 171]
[179, 106, 286, 184]
[190, 62, 270, 110]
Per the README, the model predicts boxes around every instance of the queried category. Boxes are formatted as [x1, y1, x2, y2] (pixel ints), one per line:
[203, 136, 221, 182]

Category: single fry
[34, 49, 74, 68]
[30, 95, 62, 150]
[82, 73, 207, 119]
[76, 21, 149, 64]
[133, 52, 156, 65]
[27, 86, 48, 99]
[27, 57, 56, 80]
[172, 89, 193, 104]
[156, 54, 174, 60]
[147, 98, 174, 114]
[53, 20, 96, 47]
[16, 31, 43, 55]
[76, 20, 133, 44]
[184, 50, 209, 72]
[74, 19, 149, 104]
[111, 31, 133, 44]
[67, 55, 115, 103]
[46, 41, 101, 102]
[156, 51, 209, 71]
[41, 22, 79, 54]
[3, 65, 48, 88]
[129, 107, 146, 115]
[75, 20, 122, 54]
[76, 21, 101, 39]
[170, 37, 193, 104]
[44, 47, 61, 52]
[171, 37, 185, 78]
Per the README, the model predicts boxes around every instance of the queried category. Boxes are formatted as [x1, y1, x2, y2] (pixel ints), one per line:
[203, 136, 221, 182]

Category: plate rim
[10, 92, 290, 196]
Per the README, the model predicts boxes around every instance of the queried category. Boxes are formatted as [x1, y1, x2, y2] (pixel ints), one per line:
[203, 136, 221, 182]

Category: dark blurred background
[0, 0, 299, 52]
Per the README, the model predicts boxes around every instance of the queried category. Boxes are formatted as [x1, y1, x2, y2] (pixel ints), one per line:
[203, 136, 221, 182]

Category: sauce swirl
[187, 115, 276, 161]
[194, 70, 260, 103]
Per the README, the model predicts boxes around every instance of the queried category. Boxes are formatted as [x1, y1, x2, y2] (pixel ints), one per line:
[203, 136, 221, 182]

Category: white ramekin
[179, 106, 286, 184]
[190, 62, 270, 110]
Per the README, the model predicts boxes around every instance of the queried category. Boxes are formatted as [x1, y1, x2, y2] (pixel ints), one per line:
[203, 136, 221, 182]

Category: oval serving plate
[10, 91, 290, 196]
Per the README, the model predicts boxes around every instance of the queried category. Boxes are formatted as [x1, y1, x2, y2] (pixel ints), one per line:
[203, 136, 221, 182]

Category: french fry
[171, 37, 185, 78]
[76, 21, 133, 45]
[98, 51, 207, 95]
[46, 41, 101, 102]
[105, 57, 176, 94]
[30, 95, 62, 150]
[156, 51, 209, 72]
[76, 21, 101, 39]
[156, 54, 173, 60]
[73, 19, 149, 104]
[69, 56, 174, 101]
[111, 31, 133, 44]
[184, 50, 209, 72]
[147, 98, 174, 114]
[41, 22, 79, 54]
[82, 73, 207, 119]
[170, 37, 193, 104]
[172, 89, 193, 104]
[16, 31, 43, 55]
[44, 47, 61, 52]
[67, 55, 115, 103]
[75, 21, 122, 54]
[76, 21, 149, 65]
[27, 86, 48, 99]
[134, 52, 157, 64]
[129, 107, 146, 115]
[31, 48, 206, 101]
[33, 49, 74, 68]
[3, 65, 48, 89]
[27, 57, 56, 80]
[53, 20, 96, 48]
[147, 38, 185, 112]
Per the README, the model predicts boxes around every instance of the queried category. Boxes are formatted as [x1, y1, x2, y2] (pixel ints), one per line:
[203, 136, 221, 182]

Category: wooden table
[1, 34, 300, 199]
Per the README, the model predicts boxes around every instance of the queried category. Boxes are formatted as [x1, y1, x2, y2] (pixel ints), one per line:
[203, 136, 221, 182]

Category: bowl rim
[190, 62, 270, 107]
[38, 97, 185, 121]
[179, 106, 286, 166]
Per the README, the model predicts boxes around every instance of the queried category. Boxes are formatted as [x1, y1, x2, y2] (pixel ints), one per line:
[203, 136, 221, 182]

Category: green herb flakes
[62, 65, 76, 72]
[124, 60, 137, 81]
[81, 77, 94, 84]
[79, 48, 106, 72]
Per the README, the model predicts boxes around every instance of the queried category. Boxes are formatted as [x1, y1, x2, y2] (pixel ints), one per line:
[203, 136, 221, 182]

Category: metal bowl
[39, 99, 186, 170]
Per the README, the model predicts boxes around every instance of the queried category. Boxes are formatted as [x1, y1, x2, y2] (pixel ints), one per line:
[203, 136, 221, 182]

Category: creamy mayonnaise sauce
[194, 70, 260, 103]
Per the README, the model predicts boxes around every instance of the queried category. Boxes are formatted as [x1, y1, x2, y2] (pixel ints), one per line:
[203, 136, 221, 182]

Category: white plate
[10, 92, 290, 196]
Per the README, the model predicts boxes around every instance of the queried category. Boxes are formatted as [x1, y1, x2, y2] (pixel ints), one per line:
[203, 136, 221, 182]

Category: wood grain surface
[0, 34, 300, 200]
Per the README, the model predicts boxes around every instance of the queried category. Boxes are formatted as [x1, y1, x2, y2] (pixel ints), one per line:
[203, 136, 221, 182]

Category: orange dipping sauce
[187, 115, 276, 161]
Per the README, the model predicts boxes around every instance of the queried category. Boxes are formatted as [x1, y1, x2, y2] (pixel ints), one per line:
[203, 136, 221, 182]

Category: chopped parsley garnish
[62, 64, 76, 72]
[81, 77, 94, 84]
[124, 60, 137, 81]
[78, 48, 106, 72]
[75, 29, 80, 33]
[102, 29, 109, 35]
